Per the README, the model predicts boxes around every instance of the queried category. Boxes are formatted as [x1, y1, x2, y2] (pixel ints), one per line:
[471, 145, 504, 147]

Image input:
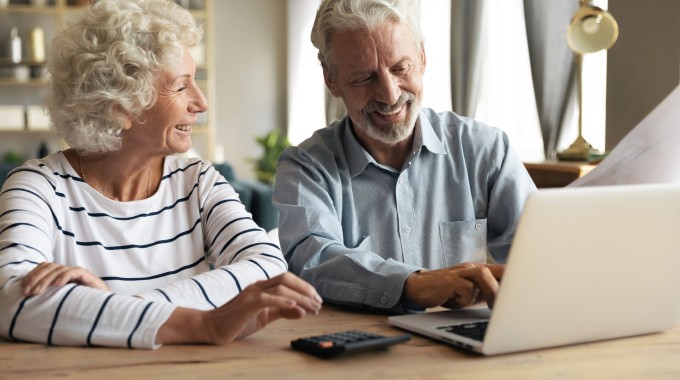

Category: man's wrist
[400, 300, 426, 313]
[400, 270, 425, 310]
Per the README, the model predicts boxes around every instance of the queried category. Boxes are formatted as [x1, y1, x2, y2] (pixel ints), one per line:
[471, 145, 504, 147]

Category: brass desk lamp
[557, 0, 618, 161]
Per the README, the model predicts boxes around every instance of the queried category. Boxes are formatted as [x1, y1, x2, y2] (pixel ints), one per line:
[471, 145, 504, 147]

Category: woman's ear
[120, 118, 133, 131]
[114, 106, 134, 130]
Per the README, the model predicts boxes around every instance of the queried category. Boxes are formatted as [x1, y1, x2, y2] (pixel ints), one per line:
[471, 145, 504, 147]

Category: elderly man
[273, 0, 536, 313]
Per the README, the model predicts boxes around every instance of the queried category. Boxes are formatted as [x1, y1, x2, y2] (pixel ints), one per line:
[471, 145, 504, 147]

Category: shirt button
[404, 226, 411, 234]
[475, 223, 482, 230]
[398, 177, 404, 184]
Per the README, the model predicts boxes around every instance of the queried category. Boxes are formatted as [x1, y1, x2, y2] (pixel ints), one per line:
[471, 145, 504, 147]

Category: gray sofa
[211, 162, 278, 231]
[0, 161, 278, 232]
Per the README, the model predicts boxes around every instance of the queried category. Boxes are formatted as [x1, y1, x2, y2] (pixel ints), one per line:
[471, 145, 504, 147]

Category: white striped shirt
[0, 153, 286, 348]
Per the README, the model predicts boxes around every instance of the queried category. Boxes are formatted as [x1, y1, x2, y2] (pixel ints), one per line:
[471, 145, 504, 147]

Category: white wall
[212, 0, 287, 180]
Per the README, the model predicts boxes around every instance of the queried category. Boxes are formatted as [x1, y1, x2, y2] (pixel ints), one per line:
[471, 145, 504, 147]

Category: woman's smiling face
[127, 46, 208, 155]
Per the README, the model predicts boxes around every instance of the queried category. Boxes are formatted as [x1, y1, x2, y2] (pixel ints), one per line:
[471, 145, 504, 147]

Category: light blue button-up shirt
[273, 108, 536, 312]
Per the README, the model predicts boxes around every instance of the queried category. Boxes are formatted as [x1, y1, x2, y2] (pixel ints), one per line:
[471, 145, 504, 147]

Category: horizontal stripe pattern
[0, 153, 286, 348]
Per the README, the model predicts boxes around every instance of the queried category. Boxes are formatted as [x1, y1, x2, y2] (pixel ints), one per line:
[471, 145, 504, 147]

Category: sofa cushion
[212, 162, 277, 231]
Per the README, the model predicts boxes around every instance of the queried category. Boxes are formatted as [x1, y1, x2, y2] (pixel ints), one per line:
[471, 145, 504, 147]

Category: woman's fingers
[251, 272, 322, 314]
[199, 273, 321, 344]
[20, 262, 109, 296]
[21, 263, 64, 296]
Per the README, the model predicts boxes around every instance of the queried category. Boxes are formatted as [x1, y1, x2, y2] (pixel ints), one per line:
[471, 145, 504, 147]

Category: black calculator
[290, 329, 411, 358]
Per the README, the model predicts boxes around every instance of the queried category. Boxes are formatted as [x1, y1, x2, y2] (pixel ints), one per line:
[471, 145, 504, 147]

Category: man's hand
[157, 272, 323, 345]
[20, 262, 111, 296]
[402, 262, 504, 310]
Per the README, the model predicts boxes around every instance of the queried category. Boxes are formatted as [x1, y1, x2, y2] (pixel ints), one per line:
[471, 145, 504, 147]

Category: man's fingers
[485, 263, 505, 281]
[459, 265, 501, 308]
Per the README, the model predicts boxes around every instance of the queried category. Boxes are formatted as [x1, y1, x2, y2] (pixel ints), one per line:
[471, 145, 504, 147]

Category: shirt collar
[343, 109, 447, 177]
[419, 111, 447, 155]
[343, 118, 373, 177]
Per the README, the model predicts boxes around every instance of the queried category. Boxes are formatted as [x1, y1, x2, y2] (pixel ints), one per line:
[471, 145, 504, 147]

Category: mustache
[362, 92, 417, 115]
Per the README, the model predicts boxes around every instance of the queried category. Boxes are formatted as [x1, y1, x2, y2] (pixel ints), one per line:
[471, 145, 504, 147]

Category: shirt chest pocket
[439, 219, 488, 266]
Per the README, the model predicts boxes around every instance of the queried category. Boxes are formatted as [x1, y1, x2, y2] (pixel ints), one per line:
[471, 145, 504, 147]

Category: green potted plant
[3, 151, 26, 165]
[252, 129, 290, 185]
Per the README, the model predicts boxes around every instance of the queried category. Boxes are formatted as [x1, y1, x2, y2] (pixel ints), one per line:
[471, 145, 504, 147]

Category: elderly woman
[0, 0, 320, 349]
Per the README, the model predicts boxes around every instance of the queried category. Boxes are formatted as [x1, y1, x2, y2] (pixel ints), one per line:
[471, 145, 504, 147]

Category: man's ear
[324, 70, 341, 98]
[419, 45, 427, 74]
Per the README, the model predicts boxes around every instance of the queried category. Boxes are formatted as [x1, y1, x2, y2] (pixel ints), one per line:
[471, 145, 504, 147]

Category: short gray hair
[45, 0, 202, 155]
[311, 0, 422, 79]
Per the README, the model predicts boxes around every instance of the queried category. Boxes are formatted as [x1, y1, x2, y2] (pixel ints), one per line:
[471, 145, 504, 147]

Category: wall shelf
[0, 0, 215, 162]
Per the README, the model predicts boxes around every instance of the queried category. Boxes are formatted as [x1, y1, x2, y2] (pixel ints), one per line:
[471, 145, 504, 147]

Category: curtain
[450, 0, 487, 117]
[524, 0, 579, 159]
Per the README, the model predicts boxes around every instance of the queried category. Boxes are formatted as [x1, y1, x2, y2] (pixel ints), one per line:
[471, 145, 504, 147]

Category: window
[473, 0, 544, 161]
[286, 0, 325, 145]
[286, 0, 608, 159]
[419, 0, 453, 113]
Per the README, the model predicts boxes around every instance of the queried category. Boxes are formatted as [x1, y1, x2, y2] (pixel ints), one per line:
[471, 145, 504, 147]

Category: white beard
[354, 92, 420, 145]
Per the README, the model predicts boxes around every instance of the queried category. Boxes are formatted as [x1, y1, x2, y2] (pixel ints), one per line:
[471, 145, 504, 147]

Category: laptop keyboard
[437, 321, 489, 341]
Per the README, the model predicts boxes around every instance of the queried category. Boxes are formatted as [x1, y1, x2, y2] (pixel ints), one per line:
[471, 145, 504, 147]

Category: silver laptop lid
[482, 183, 680, 355]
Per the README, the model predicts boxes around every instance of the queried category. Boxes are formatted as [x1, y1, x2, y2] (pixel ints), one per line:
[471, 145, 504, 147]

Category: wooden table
[524, 161, 597, 188]
[1, 304, 679, 379]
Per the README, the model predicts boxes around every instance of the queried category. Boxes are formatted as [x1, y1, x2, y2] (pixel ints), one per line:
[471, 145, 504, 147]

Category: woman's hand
[20, 262, 111, 296]
[157, 272, 323, 345]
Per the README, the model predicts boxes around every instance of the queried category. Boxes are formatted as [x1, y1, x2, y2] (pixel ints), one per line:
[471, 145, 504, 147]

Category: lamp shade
[567, 5, 618, 55]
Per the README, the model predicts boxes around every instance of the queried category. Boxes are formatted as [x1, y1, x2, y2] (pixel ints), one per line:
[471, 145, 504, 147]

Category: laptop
[389, 183, 680, 355]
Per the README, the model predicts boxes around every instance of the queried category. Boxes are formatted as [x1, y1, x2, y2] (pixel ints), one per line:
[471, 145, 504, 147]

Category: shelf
[0, 78, 46, 86]
[0, 129, 53, 135]
[0, 6, 58, 14]
[0, 0, 216, 161]
[61, 5, 91, 13]
[0, 60, 47, 66]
